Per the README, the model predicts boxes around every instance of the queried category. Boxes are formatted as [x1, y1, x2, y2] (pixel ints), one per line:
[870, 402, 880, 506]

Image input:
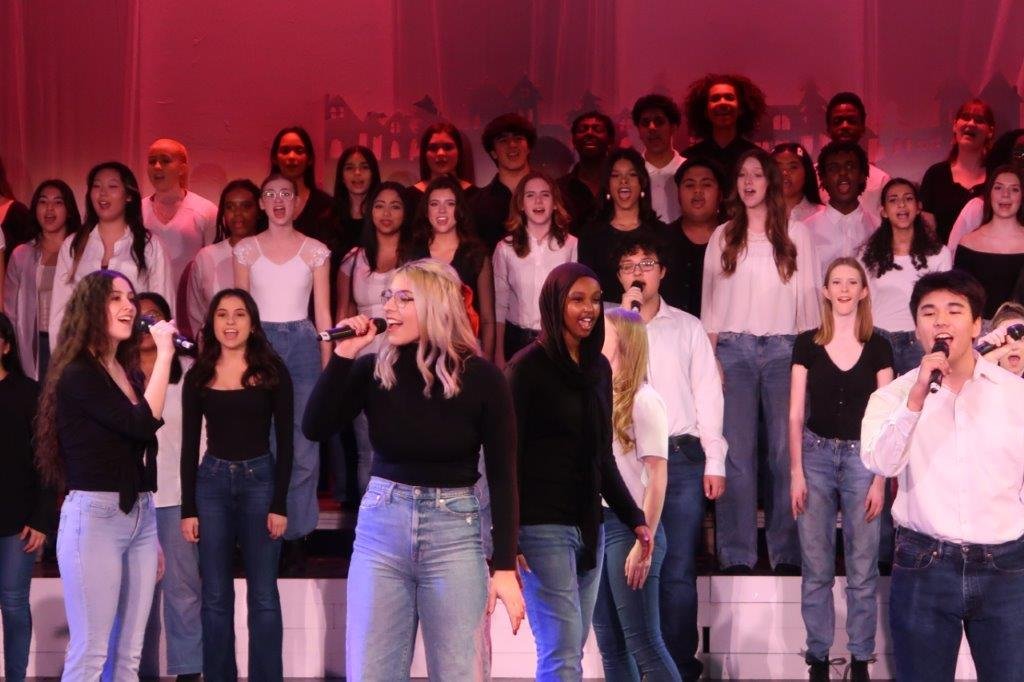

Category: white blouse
[234, 236, 329, 323]
[49, 227, 175, 350]
[701, 220, 821, 336]
[493, 233, 578, 330]
[864, 247, 953, 332]
[186, 240, 235, 334]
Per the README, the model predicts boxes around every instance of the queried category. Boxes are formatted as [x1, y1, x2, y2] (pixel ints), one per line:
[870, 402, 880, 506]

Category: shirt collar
[644, 150, 683, 173]
[825, 204, 863, 223]
[973, 354, 1012, 384]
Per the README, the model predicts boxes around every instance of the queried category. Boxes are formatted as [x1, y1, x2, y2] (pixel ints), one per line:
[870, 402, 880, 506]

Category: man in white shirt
[632, 94, 685, 223]
[805, 141, 879, 272]
[142, 138, 218, 292]
[615, 233, 726, 681]
[861, 270, 1024, 680]
[820, 92, 890, 214]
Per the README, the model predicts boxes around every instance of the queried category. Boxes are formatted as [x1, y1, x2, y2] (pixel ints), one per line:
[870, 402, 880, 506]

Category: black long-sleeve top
[0, 373, 55, 535]
[302, 347, 519, 569]
[56, 358, 163, 513]
[506, 343, 645, 570]
[180, 366, 294, 519]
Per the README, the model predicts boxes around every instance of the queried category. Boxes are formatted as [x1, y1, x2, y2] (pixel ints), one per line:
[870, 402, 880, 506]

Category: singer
[34, 270, 176, 679]
[861, 270, 1024, 680]
[302, 258, 524, 681]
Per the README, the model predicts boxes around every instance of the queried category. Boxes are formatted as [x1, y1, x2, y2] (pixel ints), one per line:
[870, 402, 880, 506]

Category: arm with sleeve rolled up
[860, 380, 920, 478]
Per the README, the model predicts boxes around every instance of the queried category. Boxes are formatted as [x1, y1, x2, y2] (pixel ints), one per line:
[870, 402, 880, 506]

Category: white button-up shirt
[804, 204, 878, 273]
[861, 358, 1024, 544]
[645, 298, 728, 477]
[645, 151, 685, 223]
[186, 239, 236, 334]
[493, 233, 578, 330]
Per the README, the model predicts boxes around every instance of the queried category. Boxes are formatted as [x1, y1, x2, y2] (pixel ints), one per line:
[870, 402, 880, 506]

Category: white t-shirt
[701, 220, 821, 335]
[645, 151, 685, 223]
[493, 233, 578, 330]
[605, 383, 669, 508]
[142, 191, 218, 289]
[864, 247, 953, 332]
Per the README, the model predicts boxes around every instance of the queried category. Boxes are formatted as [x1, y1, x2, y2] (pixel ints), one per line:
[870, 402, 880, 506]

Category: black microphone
[137, 315, 196, 354]
[318, 317, 388, 342]
[928, 339, 950, 394]
[975, 323, 1024, 354]
[629, 280, 645, 312]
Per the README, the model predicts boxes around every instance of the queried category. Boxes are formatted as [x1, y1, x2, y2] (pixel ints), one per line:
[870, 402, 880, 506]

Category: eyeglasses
[380, 289, 415, 309]
[617, 259, 660, 275]
[262, 190, 295, 201]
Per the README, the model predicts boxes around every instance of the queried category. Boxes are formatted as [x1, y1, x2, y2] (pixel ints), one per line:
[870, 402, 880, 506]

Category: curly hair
[35, 270, 144, 488]
[71, 162, 151, 282]
[861, 178, 942, 278]
[187, 288, 283, 391]
[503, 171, 572, 257]
[720, 149, 797, 281]
[684, 73, 767, 139]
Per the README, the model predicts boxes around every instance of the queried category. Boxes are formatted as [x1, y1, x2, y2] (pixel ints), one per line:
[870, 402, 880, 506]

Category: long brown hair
[814, 257, 874, 345]
[35, 270, 144, 488]
[504, 171, 572, 257]
[720, 149, 797, 282]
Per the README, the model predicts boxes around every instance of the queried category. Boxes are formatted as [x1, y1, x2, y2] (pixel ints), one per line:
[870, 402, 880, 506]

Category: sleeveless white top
[234, 235, 329, 323]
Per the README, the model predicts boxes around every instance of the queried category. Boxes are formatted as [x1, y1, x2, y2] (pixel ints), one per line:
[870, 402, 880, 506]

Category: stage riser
[13, 577, 981, 679]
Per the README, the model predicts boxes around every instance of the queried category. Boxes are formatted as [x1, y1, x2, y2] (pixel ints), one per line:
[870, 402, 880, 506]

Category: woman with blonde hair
[976, 300, 1024, 377]
[592, 307, 679, 680]
[302, 258, 524, 681]
[788, 257, 893, 681]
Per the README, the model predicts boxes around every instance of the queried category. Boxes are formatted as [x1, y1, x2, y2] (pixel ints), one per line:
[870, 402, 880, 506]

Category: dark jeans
[196, 454, 283, 682]
[890, 527, 1024, 681]
[504, 322, 540, 361]
[0, 533, 35, 681]
[593, 513, 679, 681]
[659, 435, 706, 681]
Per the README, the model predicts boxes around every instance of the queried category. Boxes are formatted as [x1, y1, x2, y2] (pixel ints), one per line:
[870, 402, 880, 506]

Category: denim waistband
[67, 490, 153, 508]
[897, 526, 1024, 557]
[262, 319, 315, 331]
[201, 453, 272, 469]
[802, 427, 859, 448]
[366, 476, 476, 501]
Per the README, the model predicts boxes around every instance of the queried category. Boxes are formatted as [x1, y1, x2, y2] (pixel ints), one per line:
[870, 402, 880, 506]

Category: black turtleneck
[302, 346, 519, 569]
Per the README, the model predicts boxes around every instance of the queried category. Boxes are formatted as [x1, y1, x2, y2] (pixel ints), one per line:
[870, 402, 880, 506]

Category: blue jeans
[594, 512, 679, 682]
[196, 454, 283, 682]
[0, 533, 36, 681]
[890, 527, 1024, 681]
[659, 436, 706, 680]
[796, 429, 879, 662]
[264, 319, 321, 539]
[519, 523, 605, 681]
[875, 328, 923, 377]
[346, 477, 488, 681]
[715, 332, 799, 568]
[57, 491, 159, 680]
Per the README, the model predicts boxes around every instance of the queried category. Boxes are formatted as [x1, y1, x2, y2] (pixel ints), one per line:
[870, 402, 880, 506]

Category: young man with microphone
[614, 233, 726, 680]
[861, 270, 1024, 680]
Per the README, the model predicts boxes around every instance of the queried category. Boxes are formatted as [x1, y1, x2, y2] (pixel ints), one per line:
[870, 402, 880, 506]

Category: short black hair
[609, 231, 668, 272]
[673, 156, 727, 188]
[631, 94, 681, 127]
[909, 270, 986, 323]
[825, 92, 866, 126]
[481, 113, 537, 154]
[570, 110, 616, 143]
[816, 141, 870, 187]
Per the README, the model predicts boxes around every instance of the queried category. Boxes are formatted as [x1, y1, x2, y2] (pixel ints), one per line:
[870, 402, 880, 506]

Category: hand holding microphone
[138, 316, 194, 355]
[326, 316, 388, 359]
[975, 323, 1024, 355]
[621, 280, 645, 313]
[909, 338, 951, 410]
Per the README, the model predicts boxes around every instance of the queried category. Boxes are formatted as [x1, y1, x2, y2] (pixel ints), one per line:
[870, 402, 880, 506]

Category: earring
[640, 190, 645, 198]
[605, 193, 611, 201]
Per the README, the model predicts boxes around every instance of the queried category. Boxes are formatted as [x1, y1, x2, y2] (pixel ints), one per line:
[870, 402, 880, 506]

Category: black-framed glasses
[617, 259, 660, 275]
[380, 289, 415, 309]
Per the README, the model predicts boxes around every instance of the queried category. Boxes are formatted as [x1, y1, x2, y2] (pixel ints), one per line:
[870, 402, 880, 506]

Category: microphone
[975, 323, 1024, 354]
[137, 315, 196, 354]
[629, 280, 645, 312]
[318, 317, 388, 342]
[928, 339, 949, 394]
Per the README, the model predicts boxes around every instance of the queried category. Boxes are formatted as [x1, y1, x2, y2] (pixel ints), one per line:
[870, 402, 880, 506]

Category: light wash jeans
[0, 532, 36, 681]
[264, 319, 321, 539]
[715, 332, 799, 568]
[57, 491, 159, 681]
[519, 523, 605, 682]
[796, 429, 879, 662]
[345, 477, 488, 681]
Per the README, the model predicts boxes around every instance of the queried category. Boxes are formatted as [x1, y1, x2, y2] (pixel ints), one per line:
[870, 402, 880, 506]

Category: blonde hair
[374, 258, 480, 398]
[814, 257, 874, 345]
[991, 301, 1024, 329]
[605, 308, 649, 451]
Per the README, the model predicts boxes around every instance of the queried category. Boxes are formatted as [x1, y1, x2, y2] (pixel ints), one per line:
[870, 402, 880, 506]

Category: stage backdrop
[2, 0, 1023, 205]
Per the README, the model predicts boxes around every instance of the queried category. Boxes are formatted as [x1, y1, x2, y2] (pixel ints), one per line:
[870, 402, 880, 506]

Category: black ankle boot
[850, 658, 871, 681]
[807, 656, 829, 681]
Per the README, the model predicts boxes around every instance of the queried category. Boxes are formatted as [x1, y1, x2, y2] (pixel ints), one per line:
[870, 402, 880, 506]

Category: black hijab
[537, 262, 606, 386]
